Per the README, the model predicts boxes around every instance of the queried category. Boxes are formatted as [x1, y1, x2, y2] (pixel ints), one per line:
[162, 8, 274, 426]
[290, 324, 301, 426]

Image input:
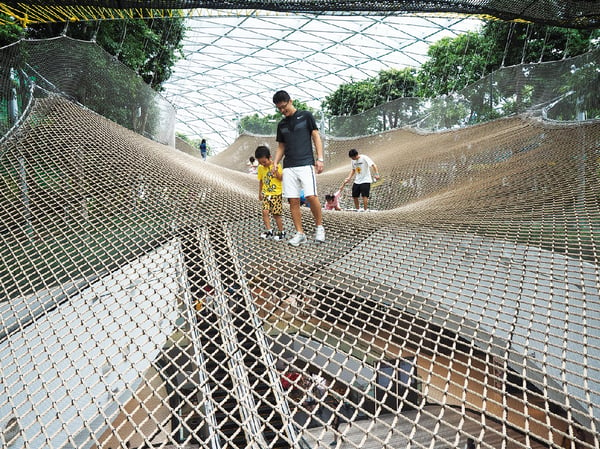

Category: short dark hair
[325, 194, 335, 201]
[348, 149, 358, 158]
[255, 145, 271, 159]
[273, 90, 291, 104]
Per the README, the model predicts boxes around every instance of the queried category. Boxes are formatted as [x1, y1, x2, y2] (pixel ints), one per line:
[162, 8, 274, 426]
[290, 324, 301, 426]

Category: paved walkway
[301, 405, 549, 449]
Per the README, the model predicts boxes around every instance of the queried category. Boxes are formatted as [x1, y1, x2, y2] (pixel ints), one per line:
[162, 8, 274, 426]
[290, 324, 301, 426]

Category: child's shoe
[273, 231, 287, 241]
[260, 229, 274, 239]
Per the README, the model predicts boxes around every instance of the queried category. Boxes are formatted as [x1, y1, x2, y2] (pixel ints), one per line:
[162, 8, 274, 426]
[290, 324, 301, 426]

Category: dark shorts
[352, 183, 371, 198]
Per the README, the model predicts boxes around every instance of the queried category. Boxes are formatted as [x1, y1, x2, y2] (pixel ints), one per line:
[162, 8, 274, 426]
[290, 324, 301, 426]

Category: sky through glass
[163, 11, 482, 152]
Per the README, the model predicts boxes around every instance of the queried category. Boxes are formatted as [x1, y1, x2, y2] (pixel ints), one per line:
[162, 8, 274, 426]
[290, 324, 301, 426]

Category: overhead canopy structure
[1, 0, 600, 28]
[2, 1, 599, 150]
[164, 13, 481, 151]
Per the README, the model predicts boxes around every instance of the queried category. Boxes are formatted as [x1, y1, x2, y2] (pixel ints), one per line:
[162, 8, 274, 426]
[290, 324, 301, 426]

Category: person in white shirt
[344, 148, 380, 211]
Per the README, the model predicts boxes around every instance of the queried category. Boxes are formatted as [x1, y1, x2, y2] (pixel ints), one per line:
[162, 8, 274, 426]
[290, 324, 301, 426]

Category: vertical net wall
[1, 39, 600, 449]
[0, 36, 176, 147]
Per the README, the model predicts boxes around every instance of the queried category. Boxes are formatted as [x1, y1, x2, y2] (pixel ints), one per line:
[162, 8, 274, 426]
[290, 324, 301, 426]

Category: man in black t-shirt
[271, 90, 325, 246]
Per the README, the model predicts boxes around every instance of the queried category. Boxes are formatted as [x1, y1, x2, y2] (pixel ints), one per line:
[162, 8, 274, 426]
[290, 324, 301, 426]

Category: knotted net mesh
[1, 37, 600, 449]
[1, 0, 600, 28]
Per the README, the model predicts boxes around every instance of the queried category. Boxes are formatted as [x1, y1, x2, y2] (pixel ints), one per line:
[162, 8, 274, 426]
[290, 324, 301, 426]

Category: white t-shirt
[351, 155, 375, 184]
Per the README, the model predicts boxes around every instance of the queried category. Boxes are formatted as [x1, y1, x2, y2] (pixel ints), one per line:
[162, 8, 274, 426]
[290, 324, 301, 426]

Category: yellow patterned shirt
[257, 163, 283, 196]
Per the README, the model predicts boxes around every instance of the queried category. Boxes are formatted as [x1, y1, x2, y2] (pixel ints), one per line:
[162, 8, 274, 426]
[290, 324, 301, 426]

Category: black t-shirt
[276, 110, 318, 168]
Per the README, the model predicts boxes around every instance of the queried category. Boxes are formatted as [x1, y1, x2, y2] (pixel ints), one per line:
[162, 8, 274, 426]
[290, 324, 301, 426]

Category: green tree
[237, 99, 315, 135]
[417, 30, 497, 97]
[376, 68, 419, 129]
[419, 23, 600, 99]
[322, 79, 377, 116]
[481, 22, 600, 67]
[322, 68, 419, 135]
[376, 67, 418, 102]
[0, 14, 25, 47]
[27, 17, 185, 91]
[19, 18, 185, 135]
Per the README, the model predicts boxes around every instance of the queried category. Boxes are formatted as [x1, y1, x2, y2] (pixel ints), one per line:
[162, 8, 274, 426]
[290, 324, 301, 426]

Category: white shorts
[282, 165, 318, 198]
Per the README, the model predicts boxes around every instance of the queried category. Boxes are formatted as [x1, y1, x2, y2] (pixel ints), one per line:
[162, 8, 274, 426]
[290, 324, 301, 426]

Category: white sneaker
[288, 232, 307, 246]
[315, 225, 325, 243]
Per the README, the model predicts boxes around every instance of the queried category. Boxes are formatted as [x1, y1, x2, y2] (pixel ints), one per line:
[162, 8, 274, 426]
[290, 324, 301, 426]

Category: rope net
[1, 0, 600, 28]
[0, 37, 176, 147]
[1, 39, 600, 449]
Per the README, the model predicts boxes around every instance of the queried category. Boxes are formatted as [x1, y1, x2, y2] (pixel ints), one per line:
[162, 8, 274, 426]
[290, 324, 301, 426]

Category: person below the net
[271, 90, 325, 245]
[255, 145, 286, 241]
[344, 148, 380, 212]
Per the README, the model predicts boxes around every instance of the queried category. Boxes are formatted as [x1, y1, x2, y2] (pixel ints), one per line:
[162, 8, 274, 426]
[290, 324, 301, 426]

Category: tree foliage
[27, 18, 185, 92]
[417, 31, 497, 97]
[238, 99, 315, 135]
[418, 23, 600, 98]
[0, 14, 25, 48]
[312, 23, 600, 135]
[8, 18, 186, 136]
[322, 68, 417, 116]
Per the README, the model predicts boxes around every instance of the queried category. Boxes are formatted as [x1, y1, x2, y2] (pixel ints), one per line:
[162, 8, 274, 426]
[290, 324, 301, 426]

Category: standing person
[199, 138, 207, 160]
[255, 145, 286, 241]
[271, 90, 325, 246]
[344, 148, 380, 212]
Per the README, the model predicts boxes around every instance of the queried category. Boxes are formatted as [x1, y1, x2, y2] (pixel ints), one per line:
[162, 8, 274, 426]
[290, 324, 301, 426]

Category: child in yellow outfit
[255, 145, 286, 240]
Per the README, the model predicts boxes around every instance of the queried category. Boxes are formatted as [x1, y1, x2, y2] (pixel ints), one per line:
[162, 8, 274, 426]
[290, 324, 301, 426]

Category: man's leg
[361, 183, 371, 211]
[307, 195, 325, 242]
[306, 195, 323, 226]
[351, 183, 360, 210]
[288, 198, 303, 233]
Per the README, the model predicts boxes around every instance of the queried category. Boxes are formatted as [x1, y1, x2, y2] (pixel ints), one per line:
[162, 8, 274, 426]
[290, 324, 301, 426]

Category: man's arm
[271, 142, 285, 174]
[312, 129, 324, 174]
[370, 162, 381, 180]
[344, 168, 355, 185]
[272, 163, 283, 180]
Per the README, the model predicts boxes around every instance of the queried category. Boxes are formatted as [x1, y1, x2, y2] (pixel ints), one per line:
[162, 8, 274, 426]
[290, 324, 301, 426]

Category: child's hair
[255, 145, 271, 159]
[325, 194, 335, 202]
[348, 148, 358, 158]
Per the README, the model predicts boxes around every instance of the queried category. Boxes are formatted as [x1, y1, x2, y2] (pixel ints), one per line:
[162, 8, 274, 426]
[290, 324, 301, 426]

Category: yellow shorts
[263, 194, 283, 216]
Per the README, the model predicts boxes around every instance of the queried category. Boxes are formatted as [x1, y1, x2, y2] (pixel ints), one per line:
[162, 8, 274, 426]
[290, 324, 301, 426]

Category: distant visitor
[199, 138, 207, 160]
[343, 148, 380, 212]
